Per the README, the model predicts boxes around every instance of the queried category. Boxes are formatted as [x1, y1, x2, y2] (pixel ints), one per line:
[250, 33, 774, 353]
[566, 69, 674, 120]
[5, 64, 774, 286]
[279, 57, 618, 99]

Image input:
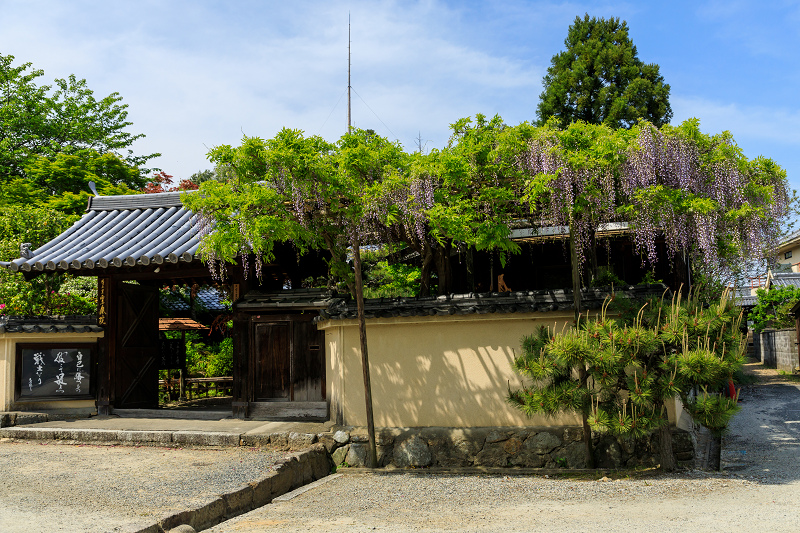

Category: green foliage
[750, 285, 800, 331]
[0, 53, 158, 187]
[187, 336, 233, 377]
[590, 268, 626, 287]
[361, 248, 422, 298]
[163, 331, 233, 378]
[509, 291, 745, 444]
[536, 15, 672, 129]
[187, 115, 788, 301]
[0, 206, 96, 315]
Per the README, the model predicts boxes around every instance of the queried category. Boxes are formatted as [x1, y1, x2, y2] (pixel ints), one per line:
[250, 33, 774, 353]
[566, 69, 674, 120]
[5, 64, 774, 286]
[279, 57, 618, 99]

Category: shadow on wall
[337, 315, 580, 428]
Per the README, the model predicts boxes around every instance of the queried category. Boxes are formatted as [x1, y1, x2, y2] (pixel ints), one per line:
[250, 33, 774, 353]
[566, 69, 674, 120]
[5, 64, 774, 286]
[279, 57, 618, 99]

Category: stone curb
[131, 443, 331, 533]
[0, 427, 243, 447]
[337, 466, 634, 476]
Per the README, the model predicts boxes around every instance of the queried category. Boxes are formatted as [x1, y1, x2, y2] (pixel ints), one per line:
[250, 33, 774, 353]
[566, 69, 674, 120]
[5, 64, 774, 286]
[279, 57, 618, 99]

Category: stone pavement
[0, 415, 333, 448]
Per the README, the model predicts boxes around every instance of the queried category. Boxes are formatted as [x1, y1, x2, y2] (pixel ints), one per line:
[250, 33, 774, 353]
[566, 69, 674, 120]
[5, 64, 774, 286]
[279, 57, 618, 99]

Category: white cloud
[0, 0, 552, 177]
[672, 95, 800, 147]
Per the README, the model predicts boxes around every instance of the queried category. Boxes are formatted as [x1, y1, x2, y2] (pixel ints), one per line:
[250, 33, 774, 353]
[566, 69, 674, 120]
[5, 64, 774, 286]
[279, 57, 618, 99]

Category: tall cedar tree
[536, 15, 672, 129]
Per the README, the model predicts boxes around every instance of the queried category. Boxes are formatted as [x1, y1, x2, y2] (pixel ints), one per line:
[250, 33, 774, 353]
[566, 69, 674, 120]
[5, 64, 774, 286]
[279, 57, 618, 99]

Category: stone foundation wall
[316, 426, 694, 470]
[759, 328, 798, 372]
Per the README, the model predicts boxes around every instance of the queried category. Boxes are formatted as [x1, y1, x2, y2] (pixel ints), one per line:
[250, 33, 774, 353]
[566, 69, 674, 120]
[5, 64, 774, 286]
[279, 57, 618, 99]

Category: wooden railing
[159, 376, 233, 400]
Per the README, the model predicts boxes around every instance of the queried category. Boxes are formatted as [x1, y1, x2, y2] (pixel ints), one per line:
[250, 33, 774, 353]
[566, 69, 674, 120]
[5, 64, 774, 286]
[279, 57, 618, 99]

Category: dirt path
[208, 362, 800, 533]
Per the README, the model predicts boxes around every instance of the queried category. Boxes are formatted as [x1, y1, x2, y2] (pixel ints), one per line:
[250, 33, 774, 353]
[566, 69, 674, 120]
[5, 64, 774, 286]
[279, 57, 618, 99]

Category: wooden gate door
[251, 316, 325, 402]
[115, 282, 159, 408]
[291, 319, 325, 401]
[253, 322, 291, 400]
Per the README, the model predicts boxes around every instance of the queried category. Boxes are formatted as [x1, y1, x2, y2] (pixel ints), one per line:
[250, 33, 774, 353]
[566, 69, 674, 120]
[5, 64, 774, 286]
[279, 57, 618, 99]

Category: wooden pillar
[230, 261, 253, 419]
[96, 277, 116, 416]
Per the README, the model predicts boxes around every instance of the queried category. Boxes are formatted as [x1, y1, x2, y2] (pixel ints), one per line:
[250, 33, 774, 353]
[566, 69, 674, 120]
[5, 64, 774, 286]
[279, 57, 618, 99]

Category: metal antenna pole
[348, 13, 351, 131]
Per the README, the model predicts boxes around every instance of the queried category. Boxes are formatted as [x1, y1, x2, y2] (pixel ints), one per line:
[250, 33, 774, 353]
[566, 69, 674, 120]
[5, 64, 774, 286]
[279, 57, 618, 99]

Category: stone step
[247, 401, 328, 421]
[111, 408, 232, 420]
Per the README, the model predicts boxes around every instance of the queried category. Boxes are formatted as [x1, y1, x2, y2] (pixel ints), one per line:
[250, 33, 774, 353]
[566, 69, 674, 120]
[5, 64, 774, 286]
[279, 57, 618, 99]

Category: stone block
[524, 431, 561, 454]
[14, 413, 48, 425]
[509, 449, 545, 468]
[331, 444, 349, 466]
[485, 430, 510, 443]
[474, 442, 509, 467]
[270, 465, 295, 498]
[376, 431, 394, 446]
[560, 441, 587, 468]
[173, 431, 239, 447]
[275, 456, 302, 492]
[317, 432, 338, 452]
[562, 427, 583, 442]
[240, 434, 271, 448]
[0, 427, 57, 440]
[306, 445, 332, 478]
[594, 436, 622, 468]
[270, 432, 289, 450]
[112, 430, 161, 445]
[427, 435, 470, 467]
[333, 430, 350, 443]
[503, 436, 523, 455]
[376, 445, 393, 466]
[222, 483, 253, 517]
[186, 496, 226, 531]
[250, 473, 275, 507]
[288, 432, 317, 450]
[393, 435, 431, 467]
[346, 442, 368, 467]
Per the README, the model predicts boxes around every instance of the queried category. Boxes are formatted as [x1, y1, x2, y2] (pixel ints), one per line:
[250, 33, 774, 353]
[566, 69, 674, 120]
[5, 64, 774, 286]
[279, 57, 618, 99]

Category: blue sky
[2, 0, 799, 223]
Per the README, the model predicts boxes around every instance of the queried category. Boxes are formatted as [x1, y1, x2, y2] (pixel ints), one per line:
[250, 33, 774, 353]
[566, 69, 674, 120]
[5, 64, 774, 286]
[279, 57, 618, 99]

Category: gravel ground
[208, 362, 800, 533]
[0, 442, 290, 533]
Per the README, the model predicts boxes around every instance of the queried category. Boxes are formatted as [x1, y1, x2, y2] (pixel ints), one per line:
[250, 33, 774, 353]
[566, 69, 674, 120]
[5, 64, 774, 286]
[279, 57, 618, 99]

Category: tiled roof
[510, 222, 630, 242]
[737, 295, 758, 307]
[778, 228, 800, 249]
[3, 191, 198, 274]
[235, 289, 336, 310]
[316, 284, 668, 321]
[769, 272, 800, 289]
[158, 317, 208, 331]
[0, 316, 103, 334]
[161, 286, 229, 312]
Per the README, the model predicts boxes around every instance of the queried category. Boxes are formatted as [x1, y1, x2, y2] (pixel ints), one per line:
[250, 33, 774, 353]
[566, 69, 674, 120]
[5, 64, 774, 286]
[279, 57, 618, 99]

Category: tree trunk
[434, 243, 452, 295]
[465, 247, 475, 292]
[579, 366, 595, 469]
[569, 233, 582, 322]
[352, 240, 378, 468]
[570, 230, 594, 467]
[419, 248, 434, 297]
[706, 433, 722, 471]
[658, 421, 677, 472]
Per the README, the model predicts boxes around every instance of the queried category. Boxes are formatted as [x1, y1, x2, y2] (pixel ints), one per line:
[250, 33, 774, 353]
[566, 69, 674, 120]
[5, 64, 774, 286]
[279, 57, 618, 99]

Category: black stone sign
[17, 345, 93, 400]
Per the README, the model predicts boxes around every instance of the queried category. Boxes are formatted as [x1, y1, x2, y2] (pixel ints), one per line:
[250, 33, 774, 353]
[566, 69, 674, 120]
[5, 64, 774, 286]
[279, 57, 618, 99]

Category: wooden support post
[180, 331, 186, 399]
[352, 239, 378, 468]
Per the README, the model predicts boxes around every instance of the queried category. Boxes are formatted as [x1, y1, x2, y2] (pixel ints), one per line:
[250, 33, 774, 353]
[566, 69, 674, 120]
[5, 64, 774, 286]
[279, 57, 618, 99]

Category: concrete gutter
[136, 444, 331, 533]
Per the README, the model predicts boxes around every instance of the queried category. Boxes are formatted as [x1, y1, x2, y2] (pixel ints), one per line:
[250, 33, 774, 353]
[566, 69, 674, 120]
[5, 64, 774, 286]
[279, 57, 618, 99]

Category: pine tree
[509, 291, 743, 470]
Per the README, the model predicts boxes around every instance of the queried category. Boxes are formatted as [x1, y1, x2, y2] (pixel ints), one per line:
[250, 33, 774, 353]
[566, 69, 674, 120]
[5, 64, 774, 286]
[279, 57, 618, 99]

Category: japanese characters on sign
[19, 347, 92, 399]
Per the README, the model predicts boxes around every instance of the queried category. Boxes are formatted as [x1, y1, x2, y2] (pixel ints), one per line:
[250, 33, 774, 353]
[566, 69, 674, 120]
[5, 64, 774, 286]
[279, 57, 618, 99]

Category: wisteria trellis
[516, 120, 790, 283]
[186, 119, 790, 292]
